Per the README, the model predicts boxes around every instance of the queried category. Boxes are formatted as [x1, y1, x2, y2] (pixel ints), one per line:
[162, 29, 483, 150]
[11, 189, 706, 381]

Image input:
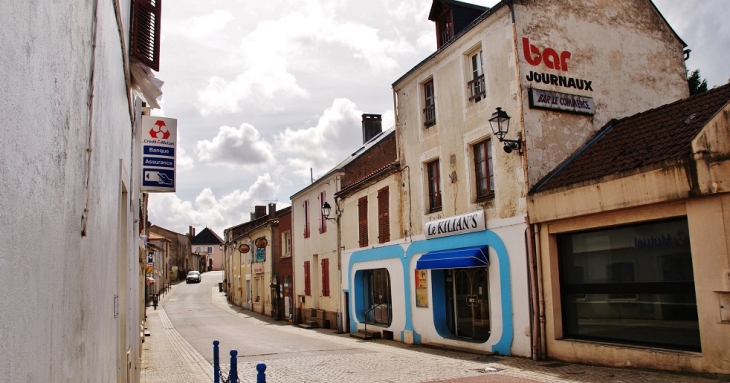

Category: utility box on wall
[718, 292, 730, 323]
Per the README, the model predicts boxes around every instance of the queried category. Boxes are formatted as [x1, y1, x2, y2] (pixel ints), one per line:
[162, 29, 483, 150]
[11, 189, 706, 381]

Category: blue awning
[415, 245, 490, 270]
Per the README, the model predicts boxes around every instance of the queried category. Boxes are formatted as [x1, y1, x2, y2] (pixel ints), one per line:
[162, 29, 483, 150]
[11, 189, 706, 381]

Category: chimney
[268, 203, 277, 219]
[189, 226, 195, 237]
[361, 114, 382, 144]
[254, 205, 267, 219]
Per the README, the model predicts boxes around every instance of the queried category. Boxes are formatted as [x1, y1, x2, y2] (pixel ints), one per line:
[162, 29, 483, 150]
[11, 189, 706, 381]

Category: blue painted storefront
[346, 230, 513, 355]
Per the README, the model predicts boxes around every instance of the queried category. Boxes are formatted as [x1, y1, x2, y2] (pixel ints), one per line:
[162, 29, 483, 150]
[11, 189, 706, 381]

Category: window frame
[319, 191, 327, 234]
[423, 79, 436, 128]
[358, 196, 368, 247]
[282, 230, 292, 258]
[427, 159, 442, 213]
[377, 186, 390, 244]
[303, 200, 310, 238]
[304, 260, 311, 296]
[468, 50, 486, 102]
[321, 258, 330, 297]
[473, 139, 494, 200]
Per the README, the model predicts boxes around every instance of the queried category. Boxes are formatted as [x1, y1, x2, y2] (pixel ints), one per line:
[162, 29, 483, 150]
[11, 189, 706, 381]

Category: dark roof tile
[533, 83, 730, 193]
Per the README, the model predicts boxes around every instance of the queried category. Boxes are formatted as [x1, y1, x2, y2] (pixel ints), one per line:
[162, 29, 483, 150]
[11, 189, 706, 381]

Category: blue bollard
[213, 340, 220, 383]
[256, 363, 267, 383]
[230, 349, 238, 383]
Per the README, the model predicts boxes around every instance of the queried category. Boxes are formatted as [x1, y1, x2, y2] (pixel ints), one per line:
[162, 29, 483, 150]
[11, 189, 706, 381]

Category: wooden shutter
[321, 258, 330, 297]
[304, 261, 311, 296]
[358, 197, 368, 247]
[304, 200, 310, 238]
[319, 191, 326, 234]
[377, 187, 390, 243]
[130, 0, 162, 71]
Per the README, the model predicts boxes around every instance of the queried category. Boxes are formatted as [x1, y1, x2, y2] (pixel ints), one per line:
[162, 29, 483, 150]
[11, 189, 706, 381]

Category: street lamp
[321, 202, 336, 222]
[489, 107, 522, 155]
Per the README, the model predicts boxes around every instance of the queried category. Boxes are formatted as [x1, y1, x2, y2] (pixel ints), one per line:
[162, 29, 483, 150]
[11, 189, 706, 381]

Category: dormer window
[429, 0, 488, 49]
[438, 17, 453, 47]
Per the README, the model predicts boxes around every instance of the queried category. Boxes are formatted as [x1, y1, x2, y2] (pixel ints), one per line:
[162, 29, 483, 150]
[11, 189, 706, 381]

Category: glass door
[452, 268, 490, 341]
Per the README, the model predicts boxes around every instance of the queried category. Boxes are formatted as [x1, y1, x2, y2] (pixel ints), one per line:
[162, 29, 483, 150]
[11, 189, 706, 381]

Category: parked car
[186, 271, 201, 283]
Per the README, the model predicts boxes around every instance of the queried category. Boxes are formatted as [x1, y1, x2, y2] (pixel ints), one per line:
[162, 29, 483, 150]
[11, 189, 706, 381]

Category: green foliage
[687, 68, 708, 96]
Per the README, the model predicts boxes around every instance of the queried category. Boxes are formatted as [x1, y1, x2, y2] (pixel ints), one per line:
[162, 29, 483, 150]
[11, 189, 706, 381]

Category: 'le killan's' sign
[425, 211, 486, 240]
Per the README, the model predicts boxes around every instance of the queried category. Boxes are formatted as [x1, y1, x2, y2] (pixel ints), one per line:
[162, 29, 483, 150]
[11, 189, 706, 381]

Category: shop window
[473, 139, 494, 199]
[355, 268, 392, 327]
[377, 186, 390, 243]
[558, 218, 700, 351]
[427, 159, 442, 212]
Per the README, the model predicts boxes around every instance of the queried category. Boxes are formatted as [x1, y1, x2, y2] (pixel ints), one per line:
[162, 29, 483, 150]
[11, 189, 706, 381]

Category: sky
[147, 0, 730, 237]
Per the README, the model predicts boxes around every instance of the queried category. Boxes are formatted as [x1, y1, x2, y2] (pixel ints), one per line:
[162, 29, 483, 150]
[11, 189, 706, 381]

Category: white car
[186, 271, 201, 283]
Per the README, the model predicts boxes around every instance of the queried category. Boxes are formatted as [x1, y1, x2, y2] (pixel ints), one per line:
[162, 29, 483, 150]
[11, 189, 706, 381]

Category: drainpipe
[534, 223, 547, 358]
[525, 217, 541, 360]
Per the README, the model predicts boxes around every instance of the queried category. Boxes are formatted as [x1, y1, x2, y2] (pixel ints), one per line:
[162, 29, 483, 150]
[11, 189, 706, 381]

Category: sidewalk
[140, 283, 212, 383]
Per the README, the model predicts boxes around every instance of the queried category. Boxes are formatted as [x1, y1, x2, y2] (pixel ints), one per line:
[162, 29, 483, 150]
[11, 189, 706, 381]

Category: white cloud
[148, 173, 281, 235]
[167, 10, 235, 42]
[275, 98, 364, 179]
[195, 2, 415, 117]
[194, 123, 275, 168]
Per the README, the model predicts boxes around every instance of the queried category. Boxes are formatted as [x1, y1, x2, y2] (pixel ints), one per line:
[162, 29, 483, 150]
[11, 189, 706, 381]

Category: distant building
[149, 225, 196, 280]
[191, 227, 225, 271]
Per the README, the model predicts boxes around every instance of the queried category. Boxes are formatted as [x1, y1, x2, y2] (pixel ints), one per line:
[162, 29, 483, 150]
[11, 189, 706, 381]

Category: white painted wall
[0, 0, 143, 381]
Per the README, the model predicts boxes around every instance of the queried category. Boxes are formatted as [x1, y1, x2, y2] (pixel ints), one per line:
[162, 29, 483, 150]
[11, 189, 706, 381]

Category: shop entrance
[446, 268, 490, 341]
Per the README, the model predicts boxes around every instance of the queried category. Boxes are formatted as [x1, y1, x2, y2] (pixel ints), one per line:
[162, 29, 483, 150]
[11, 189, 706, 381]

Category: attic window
[130, 0, 162, 71]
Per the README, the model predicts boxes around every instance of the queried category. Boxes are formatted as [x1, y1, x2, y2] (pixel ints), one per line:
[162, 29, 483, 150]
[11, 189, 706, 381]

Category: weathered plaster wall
[515, 0, 689, 187]
[692, 106, 730, 195]
[0, 0, 141, 382]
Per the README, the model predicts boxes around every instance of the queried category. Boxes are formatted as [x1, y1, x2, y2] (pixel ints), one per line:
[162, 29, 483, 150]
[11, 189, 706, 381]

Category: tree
[687, 68, 708, 96]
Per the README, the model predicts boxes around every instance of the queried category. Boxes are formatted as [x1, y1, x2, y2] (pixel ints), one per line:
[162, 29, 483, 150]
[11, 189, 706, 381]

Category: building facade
[191, 227, 224, 271]
[149, 225, 195, 280]
[0, 0, 164, 381]
[345, 0, 691, 358]
[528, 84, 730, 374]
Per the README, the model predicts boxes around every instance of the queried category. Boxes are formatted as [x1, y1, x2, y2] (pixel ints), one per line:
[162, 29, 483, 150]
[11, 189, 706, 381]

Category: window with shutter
[130, 0, 162, 71]
[358, 197, 368, 247]
[304, 200, 310, 238]
[377, 187, 390, 243]
[319, 191, 327, 234]
[474, 139, 494, 199]
[321, 258, 330, 297]
[304, 261, 311, 296]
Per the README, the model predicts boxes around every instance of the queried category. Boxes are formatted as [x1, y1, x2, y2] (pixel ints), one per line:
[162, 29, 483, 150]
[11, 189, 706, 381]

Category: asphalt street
[141, 271, 728, 383]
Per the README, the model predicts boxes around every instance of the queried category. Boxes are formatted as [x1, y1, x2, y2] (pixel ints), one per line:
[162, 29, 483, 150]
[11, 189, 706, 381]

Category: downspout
[534, 223, 547, 358]
[509, 0, 544, 360]
[335, 192, 343, 332]
[525, 219, 541, 360]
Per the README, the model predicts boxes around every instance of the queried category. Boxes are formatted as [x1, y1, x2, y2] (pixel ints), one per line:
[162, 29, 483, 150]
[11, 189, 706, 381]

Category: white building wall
[291, 174, 341, 321]
[0, 1, 143, 381]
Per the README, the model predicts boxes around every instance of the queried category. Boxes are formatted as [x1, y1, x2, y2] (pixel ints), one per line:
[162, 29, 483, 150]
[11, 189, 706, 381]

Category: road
[157, 271, 723, 383]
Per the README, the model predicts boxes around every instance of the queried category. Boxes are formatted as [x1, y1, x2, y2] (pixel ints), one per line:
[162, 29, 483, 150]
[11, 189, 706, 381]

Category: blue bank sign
[141, 116, 177, 192]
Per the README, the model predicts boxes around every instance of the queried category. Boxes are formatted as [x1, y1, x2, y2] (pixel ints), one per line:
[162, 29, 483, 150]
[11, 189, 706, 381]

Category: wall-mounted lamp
[489, 107, 522, 155]
[321, 202, 337, 222]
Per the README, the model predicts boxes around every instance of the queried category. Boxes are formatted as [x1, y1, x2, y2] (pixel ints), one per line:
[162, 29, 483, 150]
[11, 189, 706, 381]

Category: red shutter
[321, 258, 330, 297]
[319, 191, 326, 234]
[304, 261, 311, 296]
[358, 197, 368, 247]
[377, 187, 390, 243]
[130, 0, 162, 71]
[304, 200, 310, 238]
